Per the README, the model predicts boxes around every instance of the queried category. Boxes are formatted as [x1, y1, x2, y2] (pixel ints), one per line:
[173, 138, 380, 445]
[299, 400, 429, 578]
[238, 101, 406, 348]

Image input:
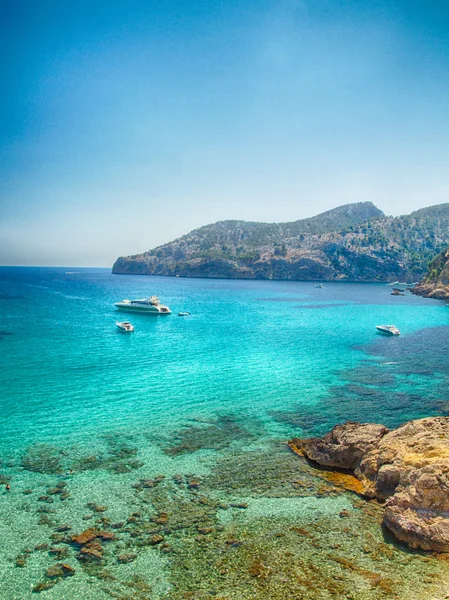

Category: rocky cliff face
[412, 247, 449, 299]
[112, 202, 449, 282]
[290, 417, 449, 552]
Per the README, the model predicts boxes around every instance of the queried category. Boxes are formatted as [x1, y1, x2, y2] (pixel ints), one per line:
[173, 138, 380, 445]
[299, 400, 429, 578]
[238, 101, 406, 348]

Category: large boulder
[356, 417, 449, 499]
[290, 417, 449, 552]
[291, 422, 389, 471]
[383, 463, 449, 551]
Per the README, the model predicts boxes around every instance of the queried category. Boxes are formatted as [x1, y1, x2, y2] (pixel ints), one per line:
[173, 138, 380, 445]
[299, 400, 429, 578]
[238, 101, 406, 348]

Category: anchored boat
[116, 321, 134, 332]
[376, 324, 400, 336]
[115, 296, 171, 315]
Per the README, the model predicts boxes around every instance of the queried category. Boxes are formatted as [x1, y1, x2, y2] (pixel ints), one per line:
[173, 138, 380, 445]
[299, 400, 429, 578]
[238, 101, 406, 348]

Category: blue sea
[1, 267, 449, 599]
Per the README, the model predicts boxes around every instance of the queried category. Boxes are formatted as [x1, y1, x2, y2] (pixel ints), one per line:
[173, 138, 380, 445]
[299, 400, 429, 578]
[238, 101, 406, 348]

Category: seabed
[1, 419, 449, 600]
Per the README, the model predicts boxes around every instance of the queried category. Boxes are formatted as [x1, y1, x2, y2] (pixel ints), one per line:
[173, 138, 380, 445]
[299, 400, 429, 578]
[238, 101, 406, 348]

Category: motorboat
[115, 296, 171, 315]
[387, 281, 411, 290]
[376, 325, 400, 336]
[116, 321, 134, 332]
[315, 283, 324, 288]
[178, 312, 190, 316]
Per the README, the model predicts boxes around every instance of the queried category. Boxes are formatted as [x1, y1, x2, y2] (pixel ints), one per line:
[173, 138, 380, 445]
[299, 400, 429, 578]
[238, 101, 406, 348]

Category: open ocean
[1, 267, 449, 599]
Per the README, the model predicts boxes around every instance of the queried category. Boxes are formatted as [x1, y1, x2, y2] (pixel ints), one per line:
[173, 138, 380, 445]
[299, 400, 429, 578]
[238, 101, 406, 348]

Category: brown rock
[117, 553, 137, 563]
[79, 541, 103, 560]
[15, 557, 27, 568]
[290, 416, 449, 553]
[152, 512, 168, 525]
[85, 502, 108, 512]
[49, 547, 68, 559]
[291, 422, 389, 471]
[34, 543, 49, 551]
[61, 563, 75, 576]
[46, 563, 75, 579]
[33, 580, 57, 592]
[187, 480, 201, 490]
[71, 528, 99, 545]
[149, 534, 164, 545]
[96, 531, 115, 541]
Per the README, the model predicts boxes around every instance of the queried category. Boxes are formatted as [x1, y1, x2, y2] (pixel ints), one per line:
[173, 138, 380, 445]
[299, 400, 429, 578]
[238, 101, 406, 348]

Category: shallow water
[1, 268, 449, 599]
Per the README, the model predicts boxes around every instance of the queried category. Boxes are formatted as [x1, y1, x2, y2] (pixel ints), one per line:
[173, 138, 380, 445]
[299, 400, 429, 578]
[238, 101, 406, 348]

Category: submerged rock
[290, 417, 449, 552]
[33, 580, 57, 593]
[46, 563, 75, 578]
[150, 534, 164, 545]
[78, 541, 103, 561]
[117, 553, 137, 563]
[72, 529, 99, 545]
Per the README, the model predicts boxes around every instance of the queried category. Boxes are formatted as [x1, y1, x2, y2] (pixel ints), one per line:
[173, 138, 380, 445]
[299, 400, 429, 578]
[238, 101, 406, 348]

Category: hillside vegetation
[113, 202, 449, 282]
[412, 247, 449, 299]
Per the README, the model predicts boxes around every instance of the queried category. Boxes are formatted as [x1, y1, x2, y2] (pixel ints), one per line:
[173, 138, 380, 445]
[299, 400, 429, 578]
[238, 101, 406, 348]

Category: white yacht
[115, 296, 171, 315]
[116, 321, 134, 332]
[315, 283, 324, 288]
[376, 324, 400, 336]
[387, 281, 412, 290]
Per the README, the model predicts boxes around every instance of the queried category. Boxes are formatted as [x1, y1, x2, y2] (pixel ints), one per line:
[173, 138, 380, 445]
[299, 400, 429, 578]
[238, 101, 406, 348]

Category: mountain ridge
[113, 202, 449, 282]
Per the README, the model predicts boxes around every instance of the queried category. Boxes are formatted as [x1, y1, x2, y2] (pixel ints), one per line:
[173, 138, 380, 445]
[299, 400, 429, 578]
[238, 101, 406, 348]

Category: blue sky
[1, 0, 449, 265]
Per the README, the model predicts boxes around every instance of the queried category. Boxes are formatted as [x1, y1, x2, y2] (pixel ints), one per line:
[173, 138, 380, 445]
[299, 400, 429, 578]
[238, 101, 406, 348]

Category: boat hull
[376, 326, 400, 336]
[116, 322, 134, 332]
[115, 305, 171, 315]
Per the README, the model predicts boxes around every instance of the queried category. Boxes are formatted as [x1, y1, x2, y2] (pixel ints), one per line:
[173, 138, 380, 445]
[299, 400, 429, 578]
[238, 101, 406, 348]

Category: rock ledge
[290, 417, 449, 552]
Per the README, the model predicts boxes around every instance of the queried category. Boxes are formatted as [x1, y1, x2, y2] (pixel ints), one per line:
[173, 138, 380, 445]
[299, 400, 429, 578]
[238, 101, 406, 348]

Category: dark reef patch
[356, 326, 449, 377]
[21, 444, 67, 475]
[159, 413, 263, 456]
[293, 302, 348, 309]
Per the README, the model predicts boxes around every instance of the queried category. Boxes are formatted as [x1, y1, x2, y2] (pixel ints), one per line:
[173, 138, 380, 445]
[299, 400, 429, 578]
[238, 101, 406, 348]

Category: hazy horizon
[1, 0, 449, 266]
[1, 199, 448, 268]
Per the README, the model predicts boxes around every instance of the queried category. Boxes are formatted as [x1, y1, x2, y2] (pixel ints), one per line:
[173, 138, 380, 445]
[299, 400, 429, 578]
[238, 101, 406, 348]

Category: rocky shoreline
[411, 247, 449, 299]
[289, 417, 449, 552]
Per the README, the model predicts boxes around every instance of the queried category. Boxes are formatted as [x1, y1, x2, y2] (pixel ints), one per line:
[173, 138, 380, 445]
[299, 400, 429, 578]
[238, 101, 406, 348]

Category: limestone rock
[290, 417, 449, 552]
[291, 421, 389, 471]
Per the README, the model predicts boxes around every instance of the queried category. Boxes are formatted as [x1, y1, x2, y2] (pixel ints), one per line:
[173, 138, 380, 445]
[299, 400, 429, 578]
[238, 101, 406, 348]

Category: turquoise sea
[1, 267, 449, 599]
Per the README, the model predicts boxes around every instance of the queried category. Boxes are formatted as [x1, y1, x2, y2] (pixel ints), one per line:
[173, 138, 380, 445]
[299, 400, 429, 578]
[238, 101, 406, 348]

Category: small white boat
[376, 324, 400, 336]
[178, 312, 190, 317]
[116, 321, 134, 332]
[387, 282, 411, 290]
[315, 283, 324, 288]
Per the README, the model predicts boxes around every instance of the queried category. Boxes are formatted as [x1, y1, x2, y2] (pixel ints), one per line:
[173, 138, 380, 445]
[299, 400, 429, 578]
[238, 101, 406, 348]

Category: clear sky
[1, 0, 449, 266]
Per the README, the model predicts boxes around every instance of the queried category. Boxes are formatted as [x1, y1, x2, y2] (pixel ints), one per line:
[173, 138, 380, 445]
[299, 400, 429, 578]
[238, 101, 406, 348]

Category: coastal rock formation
[292, 422, 389, 470]
[113, 202, 449, 282]
[412, 247, 449, 299]
[290, 417, 449, 552]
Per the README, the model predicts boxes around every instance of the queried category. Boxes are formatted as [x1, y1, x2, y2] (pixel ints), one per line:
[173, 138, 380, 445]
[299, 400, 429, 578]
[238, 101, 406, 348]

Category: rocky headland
[113, 202, 449, 282]
[289, 416, 449, 552]
[412, 247, 449, 300]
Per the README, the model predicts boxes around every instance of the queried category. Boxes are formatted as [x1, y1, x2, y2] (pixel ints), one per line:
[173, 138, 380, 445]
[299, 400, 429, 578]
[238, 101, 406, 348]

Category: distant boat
[115, 296, 171, 315]
[178, 312, 190, 317]
[376, 324, 400, 336]
[387, 282, 410, 290]
[315, 283, 324, 288]
[116, 321, 134, 332]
